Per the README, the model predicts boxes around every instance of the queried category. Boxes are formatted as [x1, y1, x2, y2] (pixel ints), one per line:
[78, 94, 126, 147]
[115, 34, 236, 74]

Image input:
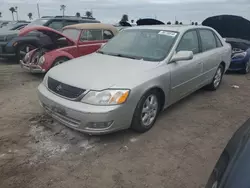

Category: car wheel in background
[131, 90, 160, 133]
[242, 59, 250, 74]
[205, 64, 224, 91]
[52, 57, 69, 67]
[16, 44, 36, 63]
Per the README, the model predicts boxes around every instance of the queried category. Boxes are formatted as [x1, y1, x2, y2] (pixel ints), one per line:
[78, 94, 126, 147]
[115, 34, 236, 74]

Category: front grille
[48, 77, 85, 99]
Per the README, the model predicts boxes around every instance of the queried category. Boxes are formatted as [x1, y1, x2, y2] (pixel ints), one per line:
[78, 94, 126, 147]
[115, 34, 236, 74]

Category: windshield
[27, 19, 48, 27]
[98, 29, 178, 61]
[62, 29, 81, 41]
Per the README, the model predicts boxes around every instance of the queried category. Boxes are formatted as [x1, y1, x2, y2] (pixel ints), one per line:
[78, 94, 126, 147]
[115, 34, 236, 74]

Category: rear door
[198, 29, 223, 83]
[169, 30, 203, 104]
[77, 29, 106, 57]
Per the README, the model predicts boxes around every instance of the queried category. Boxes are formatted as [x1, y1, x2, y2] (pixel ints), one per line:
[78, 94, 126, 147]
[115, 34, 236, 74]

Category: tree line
[0, 5, 93, 21]
[120, 14, 199, 25]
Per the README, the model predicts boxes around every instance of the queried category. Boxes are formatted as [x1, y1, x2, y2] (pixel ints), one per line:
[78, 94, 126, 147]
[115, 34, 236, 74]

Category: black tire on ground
[16, 44, 36, 63]
[205, 64, 224, 91]
[52, 57, 69, 67]
[241, 60, 250, 74]
[131, 90, 161, 133]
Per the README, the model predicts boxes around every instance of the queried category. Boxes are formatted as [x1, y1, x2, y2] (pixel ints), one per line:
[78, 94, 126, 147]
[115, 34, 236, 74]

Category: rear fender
[7, 36, 41, 50]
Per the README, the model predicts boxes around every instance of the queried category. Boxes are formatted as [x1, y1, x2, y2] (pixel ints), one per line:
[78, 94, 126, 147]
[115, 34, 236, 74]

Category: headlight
[38, 56, 45, 65]
[81, 89, 130, 105]
[232, 52, 247, 59]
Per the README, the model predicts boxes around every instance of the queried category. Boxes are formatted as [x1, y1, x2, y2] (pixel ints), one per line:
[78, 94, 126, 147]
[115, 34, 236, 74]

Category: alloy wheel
[213, 67, 222, 88]
[141, 94, 158, 127]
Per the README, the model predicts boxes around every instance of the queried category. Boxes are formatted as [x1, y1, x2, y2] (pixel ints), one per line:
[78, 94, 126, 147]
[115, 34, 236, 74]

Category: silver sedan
[38, 25, 231, 134]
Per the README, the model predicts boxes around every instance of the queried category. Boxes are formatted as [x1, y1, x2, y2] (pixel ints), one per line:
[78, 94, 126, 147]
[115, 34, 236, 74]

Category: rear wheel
[131, 90, 160, 133]
[205, 64, 224, 91]
[52, 57, 69, 67]
[16, 44, 36, 63]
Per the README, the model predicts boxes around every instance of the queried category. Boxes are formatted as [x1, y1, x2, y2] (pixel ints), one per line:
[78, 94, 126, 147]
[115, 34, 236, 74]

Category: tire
[205, 64, 224, 91]
[131, 90, 160, 133]
[52, 57, 69, 67]
[16, 44, 36, 63]
[241, 59, 250, 74]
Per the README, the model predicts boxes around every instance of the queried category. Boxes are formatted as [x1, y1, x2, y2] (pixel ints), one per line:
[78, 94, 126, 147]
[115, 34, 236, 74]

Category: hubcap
[214, 68, 222, 88]
[141, 94, 158, 127]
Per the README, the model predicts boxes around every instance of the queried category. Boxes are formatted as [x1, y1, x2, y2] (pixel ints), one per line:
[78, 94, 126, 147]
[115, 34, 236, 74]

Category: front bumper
[37, 83, 133, 135]
[20, 60, 46, 73]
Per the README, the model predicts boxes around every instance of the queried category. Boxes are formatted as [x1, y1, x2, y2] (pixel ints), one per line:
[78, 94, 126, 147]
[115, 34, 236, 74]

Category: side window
[64, 20, 80, 27]
[48, 20, 64, 31]
[80, 29, 102, 41]
[214, 34, 223, 47]
[199, 30, 217, 51]
[103, 30, 114, 40]
[177, 30, 199, 54]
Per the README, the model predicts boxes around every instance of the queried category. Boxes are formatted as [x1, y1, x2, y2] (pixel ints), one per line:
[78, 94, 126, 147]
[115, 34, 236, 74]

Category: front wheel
[131, 90, 160, 133]
[52, 57, 69, 67]
[242, 59, 250, 74]
[205, 64, 224, 91]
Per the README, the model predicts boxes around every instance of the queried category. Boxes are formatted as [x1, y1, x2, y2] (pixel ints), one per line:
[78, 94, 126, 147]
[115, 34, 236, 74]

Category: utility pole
[37, 3, 40, 18]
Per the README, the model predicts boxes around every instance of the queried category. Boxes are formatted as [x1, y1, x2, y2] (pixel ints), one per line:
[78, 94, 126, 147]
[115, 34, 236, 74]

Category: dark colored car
[226, 38, 250, 74]
[202, 15, 250, 74]
[205, 118, 250, 188]
[0, 16, 100, 61]
[0, 21, 30, 31]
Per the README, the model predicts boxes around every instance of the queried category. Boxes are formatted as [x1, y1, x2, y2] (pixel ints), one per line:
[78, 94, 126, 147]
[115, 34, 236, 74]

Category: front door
[169, 30, 203, 104]
[77, 29, 107, 57]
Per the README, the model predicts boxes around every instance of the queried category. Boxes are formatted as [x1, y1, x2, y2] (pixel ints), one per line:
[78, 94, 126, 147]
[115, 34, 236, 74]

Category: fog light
[86, 121, 113, 129]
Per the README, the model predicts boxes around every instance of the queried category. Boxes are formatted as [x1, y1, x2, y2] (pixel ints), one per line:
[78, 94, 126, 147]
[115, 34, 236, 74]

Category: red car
[20, 23, 118, 73]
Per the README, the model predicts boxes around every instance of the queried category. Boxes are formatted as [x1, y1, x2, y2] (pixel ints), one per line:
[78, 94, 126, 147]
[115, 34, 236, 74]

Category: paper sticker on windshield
[158, 31, 177, 37]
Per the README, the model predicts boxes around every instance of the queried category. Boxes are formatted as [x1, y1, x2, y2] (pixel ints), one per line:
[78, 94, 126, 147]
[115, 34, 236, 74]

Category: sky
[0, 0, 250, 24]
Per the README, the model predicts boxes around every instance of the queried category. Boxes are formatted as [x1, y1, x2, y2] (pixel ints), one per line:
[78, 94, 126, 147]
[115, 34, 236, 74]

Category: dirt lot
[0, 58, 250, 188]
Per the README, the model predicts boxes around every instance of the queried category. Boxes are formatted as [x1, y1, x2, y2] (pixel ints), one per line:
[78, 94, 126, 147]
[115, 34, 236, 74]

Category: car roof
[126, 25, 213, 33]
[63, 23, 119, 34]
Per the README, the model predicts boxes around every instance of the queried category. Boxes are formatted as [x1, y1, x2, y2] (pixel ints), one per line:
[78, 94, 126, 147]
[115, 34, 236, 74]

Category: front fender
[42, 50, 74, 71]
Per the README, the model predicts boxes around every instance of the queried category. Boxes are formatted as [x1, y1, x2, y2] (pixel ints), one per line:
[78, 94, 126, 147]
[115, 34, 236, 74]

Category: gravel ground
[0, 58, 250, 188]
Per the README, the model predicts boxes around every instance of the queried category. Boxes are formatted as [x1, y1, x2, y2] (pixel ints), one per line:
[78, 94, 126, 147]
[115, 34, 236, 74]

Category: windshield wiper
[97, 51, 141, 60]
[110, 53, 141, 60]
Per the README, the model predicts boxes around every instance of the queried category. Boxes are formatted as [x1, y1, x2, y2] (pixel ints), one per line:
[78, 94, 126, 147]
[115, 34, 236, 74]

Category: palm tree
[28, 13, 33, 20]
[15, 6, 18, 21]
[76, 12, 80, 18]
[191, 22, 194, 25]
[9, 7, 16, 21]
[0, 12, 2, 18]
[175, 20, 179, 25]
[195, 22, 198, 25]
[179, 22, 183, 25]
[167, 21, 171, 25]
[131, 19, 134, 23]
[60, 5, 66, 17]
[85, 11, 92, 18]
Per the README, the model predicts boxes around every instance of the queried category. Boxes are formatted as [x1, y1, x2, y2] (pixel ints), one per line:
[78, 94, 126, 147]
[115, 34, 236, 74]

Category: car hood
[19, 26, 75, 43]
[47, 53, 160, 90]
[136, 18, 165, 25]
[202, 15, 250, 41]
[0, 29, 19, 41]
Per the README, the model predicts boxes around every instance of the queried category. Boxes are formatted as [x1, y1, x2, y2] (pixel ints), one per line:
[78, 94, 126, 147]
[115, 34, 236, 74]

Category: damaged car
[202, 15, 250, 73]
[20, 23, 118, 73]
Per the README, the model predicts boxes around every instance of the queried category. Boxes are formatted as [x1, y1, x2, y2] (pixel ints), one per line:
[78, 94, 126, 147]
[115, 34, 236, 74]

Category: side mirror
[170, 51, 193, 62]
